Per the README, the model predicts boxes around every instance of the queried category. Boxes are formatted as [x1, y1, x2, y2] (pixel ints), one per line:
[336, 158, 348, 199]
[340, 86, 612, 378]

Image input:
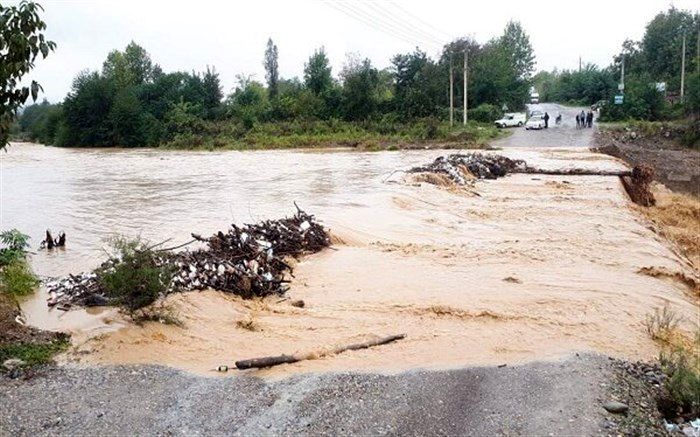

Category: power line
[386, 0, 454, 41]
[323, 1, 443, 51]
[358, 1, 445, 47]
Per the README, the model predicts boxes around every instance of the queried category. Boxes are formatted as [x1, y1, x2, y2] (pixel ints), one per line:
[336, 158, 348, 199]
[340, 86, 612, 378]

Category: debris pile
[407, 153, 528, 185]
[45, 207, 330, 310]
[175, 207, 329, 298]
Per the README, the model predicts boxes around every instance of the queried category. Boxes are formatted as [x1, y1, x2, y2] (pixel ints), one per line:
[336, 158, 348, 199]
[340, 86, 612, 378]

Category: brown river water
[1, 143, 697, 377]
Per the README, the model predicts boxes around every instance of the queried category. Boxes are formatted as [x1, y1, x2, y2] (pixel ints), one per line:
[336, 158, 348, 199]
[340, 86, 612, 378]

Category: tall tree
[103, 41, 155, 87]
[304, 47, 333, 96]
[340, 55, 379, 120]
[499, 21, 535, 79]
[0, 1, 55, 148]
[641, 7, 699, 89]
[201, 66, 223, 118]
[263, 38, 279, 99]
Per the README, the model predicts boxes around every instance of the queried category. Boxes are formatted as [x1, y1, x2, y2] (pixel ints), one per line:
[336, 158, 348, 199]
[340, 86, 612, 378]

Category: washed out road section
[1, 143, 695, 376]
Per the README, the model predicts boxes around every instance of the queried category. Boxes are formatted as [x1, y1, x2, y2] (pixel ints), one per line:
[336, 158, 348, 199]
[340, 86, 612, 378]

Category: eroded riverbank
[1, 143, 696, 376]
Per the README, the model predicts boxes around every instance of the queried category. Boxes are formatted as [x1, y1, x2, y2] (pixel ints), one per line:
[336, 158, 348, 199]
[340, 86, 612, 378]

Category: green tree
[0, 1, 55, 148]
[60, 71, 115, 146]
[201, 66, 223, 119]
[264, 38, 279, 99]
[340, 55, 379, 121]
[641, 7, 699, 90]
[499, 21, 536, 79]
[391, 49, 442, 118]
[304, 47, 333, 96]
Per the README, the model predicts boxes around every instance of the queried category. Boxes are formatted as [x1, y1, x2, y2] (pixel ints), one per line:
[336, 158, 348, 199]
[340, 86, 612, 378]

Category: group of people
[576, 110, 594, 128]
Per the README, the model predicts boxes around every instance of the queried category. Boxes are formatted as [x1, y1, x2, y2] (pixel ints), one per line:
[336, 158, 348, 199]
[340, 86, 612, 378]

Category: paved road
[492, 103, 595, 148]
[0, 355, 615, 436]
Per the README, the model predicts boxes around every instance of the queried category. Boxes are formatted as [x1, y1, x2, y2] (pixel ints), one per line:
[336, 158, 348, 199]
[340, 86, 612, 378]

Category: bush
[98, 238, 175, 312]
[658, 345, 700, 419]
[0, 336, 69, 368]
[0, 261, 39, 296]
[468, 104, 503, 123]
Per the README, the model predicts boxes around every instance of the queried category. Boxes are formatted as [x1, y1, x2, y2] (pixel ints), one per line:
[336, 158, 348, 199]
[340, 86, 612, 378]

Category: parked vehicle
[525, 114, 545, 130]
[530, 92, 540, 104]
[494, 112, 526, 128]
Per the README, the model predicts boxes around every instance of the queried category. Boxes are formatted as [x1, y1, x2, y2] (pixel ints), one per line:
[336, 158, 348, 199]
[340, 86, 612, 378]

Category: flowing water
[1, 143, 697, 376]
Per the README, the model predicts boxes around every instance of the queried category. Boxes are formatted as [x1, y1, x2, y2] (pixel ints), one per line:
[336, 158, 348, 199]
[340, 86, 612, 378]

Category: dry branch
[234, 333, 406, 370]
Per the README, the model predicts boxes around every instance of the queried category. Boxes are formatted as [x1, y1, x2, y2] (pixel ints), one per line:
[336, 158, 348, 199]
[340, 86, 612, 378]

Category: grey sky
[16, 0, 699, 103]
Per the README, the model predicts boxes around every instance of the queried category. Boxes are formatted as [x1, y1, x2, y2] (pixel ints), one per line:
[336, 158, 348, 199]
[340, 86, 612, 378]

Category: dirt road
[1, 355, 619, 436]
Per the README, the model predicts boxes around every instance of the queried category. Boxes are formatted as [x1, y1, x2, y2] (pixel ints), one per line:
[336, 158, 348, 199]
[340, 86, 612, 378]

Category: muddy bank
[593, 125, 700, 196]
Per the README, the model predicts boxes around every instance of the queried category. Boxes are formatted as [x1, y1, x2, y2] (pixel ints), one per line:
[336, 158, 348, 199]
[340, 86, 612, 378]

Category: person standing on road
[580, 110, 586, 128]
[575, 113, 580, 129]
[586, 110, 593, 128]
[543, 112, 550, 129]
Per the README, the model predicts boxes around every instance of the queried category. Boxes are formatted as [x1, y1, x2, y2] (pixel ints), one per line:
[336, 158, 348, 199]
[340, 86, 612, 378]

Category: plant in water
[98, 237, 175, 312]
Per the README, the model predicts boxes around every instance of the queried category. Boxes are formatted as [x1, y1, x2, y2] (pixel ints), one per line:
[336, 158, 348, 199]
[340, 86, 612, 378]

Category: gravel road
[1, 354, 621, 436]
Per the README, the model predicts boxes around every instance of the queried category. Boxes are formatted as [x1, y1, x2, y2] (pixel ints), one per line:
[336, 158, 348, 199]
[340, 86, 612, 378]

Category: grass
[643, 304, 682, 343]
[160, 119, 505, 151]
[236, 317, 261, 332]
[0, 335, 70, 369]
[599, 119, 700, 149]
[131, 302, 184, 327]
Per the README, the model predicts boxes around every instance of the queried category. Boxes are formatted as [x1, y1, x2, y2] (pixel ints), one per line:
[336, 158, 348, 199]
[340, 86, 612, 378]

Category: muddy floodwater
[1, 142, 697, 376]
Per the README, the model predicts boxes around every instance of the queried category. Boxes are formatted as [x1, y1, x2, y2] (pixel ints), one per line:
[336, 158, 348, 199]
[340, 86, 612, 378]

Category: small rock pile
[45, 208, 330, 309]
[407, 153, 528, 185]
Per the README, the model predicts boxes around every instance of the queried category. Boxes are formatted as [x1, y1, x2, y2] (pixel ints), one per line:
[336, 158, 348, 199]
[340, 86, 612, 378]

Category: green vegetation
[98, 237, 175, 312]
[0, 336, 69, 368]
[0, 230, 39, 296]
[658, 344, 700, 419]
[1, 1, 55, 148]
[15, 21, 533, 149]
[534, 7, 698, 121]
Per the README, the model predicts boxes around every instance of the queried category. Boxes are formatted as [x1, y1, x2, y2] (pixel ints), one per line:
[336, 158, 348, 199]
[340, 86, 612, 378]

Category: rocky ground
[0, 354, 673, 436]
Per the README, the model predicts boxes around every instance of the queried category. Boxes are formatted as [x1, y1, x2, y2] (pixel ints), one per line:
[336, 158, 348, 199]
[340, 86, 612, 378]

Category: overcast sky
[14, 0, 698, 103]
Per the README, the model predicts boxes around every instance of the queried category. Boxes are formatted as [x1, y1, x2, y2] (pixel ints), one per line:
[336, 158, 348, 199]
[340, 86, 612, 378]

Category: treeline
[17, 21, 535, 148]
[533, 7, 699, 121]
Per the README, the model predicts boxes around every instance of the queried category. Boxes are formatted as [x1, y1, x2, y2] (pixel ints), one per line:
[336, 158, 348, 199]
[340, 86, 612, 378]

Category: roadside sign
[655, 82, 666, 92]
[618, 83, 624, 91]
[614, 95, 624, 105]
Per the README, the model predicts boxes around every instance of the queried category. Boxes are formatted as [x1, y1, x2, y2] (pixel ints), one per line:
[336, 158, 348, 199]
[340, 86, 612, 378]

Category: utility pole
[620, 54, 625, 93]
[579, 56, 582, 72]
[449, 51, 454, 127]
[680, 34, 686, 103]
[463, 49, 468, 125]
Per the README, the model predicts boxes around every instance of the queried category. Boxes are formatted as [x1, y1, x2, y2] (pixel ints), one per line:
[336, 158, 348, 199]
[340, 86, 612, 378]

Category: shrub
[468, 104, 503, 123]
[0, 335, 70, 368]
[98, 238, 175, 312]
[644, 304, 681, 342]
[657, 344, 700, 419]
[0, 261, 39, 296]
[0, 229, 31, 267]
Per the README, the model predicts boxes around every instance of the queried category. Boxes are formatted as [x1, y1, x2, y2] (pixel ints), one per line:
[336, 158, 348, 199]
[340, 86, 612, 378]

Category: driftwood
[235, 333, 406, 370]
[41, 230, 66, 249]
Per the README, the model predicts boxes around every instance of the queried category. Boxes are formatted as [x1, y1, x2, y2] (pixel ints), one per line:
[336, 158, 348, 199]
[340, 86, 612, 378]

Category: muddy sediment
[1, 143, 695, 376]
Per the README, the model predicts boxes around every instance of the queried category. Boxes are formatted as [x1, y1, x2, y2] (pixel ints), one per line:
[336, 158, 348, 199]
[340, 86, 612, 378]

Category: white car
[494, 113, 526, 128]
[525, 115, 545, 130]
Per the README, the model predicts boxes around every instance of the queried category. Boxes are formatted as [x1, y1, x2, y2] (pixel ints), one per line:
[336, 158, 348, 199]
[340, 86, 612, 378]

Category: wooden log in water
[235, 333, 406, 370]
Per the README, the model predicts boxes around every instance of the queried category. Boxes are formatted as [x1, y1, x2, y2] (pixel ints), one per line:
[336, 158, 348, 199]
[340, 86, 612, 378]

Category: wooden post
[449, 51, 454, 127]
[463, 50, 468, 125]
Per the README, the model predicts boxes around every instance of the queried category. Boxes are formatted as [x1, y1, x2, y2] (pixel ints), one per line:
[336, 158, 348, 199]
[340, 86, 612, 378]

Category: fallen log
[234, 333, 406, 370]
